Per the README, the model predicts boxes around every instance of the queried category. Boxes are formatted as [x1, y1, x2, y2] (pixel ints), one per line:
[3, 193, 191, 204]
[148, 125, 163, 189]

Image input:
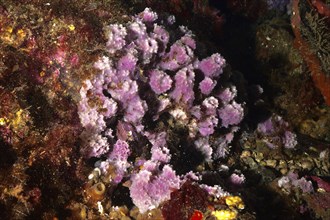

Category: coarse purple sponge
[78, 8, 245, 213]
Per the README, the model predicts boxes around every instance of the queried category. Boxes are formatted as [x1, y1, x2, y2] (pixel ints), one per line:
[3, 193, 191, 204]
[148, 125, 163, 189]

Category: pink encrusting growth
[78, 8, 245, 213]
[257, 114, 297, 149]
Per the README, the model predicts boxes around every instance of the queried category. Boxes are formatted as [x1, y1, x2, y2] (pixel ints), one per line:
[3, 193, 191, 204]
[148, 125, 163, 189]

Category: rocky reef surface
[0, 1, 329, 219]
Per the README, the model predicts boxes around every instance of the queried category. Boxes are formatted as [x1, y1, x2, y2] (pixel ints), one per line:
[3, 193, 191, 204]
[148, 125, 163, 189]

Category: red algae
[161, 182, 208, 220]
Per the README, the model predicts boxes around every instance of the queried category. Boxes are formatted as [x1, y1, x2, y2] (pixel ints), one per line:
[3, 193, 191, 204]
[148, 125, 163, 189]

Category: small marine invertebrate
[225, 196, 245, 210]
[85, 182, 106, 204]
[212, 209, 237, 220]
[190, 210, 203, 220]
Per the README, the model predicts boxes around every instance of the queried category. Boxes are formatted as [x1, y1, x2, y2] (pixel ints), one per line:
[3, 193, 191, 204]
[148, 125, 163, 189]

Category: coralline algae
[78, 8, 244, 213]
